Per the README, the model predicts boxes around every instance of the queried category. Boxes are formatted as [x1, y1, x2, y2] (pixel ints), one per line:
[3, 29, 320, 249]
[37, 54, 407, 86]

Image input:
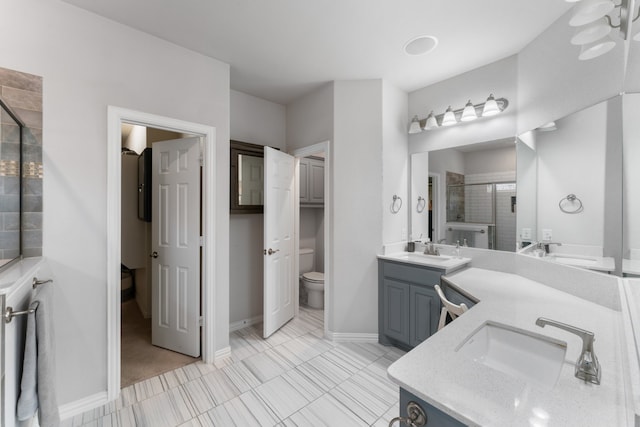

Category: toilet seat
[302, 272, 324, 283]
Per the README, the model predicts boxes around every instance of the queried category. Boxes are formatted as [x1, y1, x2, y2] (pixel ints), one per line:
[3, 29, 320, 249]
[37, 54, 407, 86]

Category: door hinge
[199, 316, 203, 327]
[199, 236, 204, 247]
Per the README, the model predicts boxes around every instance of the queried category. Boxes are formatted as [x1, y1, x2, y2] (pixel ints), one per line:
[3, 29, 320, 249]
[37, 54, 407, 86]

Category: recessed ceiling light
[404, 35, 438, 56]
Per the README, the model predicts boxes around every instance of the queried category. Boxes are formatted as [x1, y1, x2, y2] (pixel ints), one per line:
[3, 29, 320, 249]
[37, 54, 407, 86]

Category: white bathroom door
[151, 137, 201, 357]
[263, 147, 296, 338]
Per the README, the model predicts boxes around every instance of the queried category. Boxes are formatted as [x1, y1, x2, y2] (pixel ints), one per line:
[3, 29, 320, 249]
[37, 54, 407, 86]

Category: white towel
[16, 282, 60, 427]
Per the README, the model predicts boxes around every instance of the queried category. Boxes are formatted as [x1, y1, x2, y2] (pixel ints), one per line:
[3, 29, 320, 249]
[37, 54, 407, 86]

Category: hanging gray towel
[16, 282, 60, 427]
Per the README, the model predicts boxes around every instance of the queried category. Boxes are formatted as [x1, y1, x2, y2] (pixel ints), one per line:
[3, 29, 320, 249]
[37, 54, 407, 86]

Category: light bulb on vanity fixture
[566, 0, 640, 60]
[460, 100, 478, 122]
[406, 95, 509, 134]
[408, 115, 422, 134]
[425, 111, 439, 130]
[442, 106, 457, 126]
[481, 94, 501, 117]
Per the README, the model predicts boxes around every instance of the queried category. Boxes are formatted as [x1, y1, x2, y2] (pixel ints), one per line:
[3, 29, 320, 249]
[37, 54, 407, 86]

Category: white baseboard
[326, 331, 379, 343]
[214, 346, 232, 361]
[59, 391, 109, 421]
[229, 315, 262, 332]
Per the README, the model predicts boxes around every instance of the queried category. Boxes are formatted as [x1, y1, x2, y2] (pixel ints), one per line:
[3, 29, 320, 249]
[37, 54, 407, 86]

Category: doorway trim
[291, 140, 331, 337]
[106, 106, 217, 400]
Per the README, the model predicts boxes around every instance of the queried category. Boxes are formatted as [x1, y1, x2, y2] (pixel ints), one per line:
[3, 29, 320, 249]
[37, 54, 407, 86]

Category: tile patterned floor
[62, 308, 405, 427]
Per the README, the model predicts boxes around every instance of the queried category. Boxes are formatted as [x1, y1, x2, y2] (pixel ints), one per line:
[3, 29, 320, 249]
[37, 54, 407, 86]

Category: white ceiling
[61, 0, 572, 105]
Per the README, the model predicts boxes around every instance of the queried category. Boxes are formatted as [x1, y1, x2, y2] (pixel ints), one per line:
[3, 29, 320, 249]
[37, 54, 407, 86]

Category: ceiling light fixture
[566, 0, 640, 60]
[407, 95, 509, 134]
[404, 35, 439, 56]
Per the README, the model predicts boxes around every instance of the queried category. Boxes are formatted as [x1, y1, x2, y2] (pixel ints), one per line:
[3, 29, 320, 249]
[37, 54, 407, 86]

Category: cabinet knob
[150, 251, 158, 258]
[388, 401, 427, 426]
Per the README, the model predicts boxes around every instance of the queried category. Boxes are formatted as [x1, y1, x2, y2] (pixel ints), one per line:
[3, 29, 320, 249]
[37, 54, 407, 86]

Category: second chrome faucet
[536, 317, 601, 385]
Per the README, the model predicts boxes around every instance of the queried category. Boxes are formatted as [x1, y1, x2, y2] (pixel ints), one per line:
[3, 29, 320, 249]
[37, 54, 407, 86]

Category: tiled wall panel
[0, 67, 43, 259]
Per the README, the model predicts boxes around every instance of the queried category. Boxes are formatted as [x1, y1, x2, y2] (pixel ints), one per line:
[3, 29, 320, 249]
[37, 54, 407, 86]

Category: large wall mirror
[623, 93, 640, 276]
[516, 96, 623, 275]
[230, 140, 265, 214]
[409, 5, 635, 277]
[412, 140, 516, 251]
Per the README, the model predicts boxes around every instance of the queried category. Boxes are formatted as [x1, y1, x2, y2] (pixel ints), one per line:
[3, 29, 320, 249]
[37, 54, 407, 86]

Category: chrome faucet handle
[536, 317, 601, 385]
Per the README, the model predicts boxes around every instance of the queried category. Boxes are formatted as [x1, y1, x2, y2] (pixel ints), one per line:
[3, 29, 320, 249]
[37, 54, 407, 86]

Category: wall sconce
[567, 0, 640, 60]
[407, 94, 509, 134]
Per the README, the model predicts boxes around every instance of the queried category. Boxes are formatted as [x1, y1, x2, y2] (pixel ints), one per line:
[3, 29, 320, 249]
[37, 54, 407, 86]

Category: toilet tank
[299, 248, 315, 273]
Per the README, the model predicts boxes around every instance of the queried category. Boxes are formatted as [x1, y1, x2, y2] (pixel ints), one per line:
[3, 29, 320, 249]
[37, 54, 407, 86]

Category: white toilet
[300, 248, 324, 309]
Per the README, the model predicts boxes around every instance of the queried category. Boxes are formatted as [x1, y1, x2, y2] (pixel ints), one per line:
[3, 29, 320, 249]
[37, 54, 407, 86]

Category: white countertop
[623, 259, 640, 276]
[377, 251, 471, 274]
[0, 257, 45, 295]
[387, 267, 634, 426]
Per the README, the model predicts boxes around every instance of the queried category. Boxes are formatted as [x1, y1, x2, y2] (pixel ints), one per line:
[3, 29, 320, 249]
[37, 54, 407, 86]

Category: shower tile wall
[465, 172, 516, 252]
[446, 171, 465, 222]
[0, 67, 43, 258]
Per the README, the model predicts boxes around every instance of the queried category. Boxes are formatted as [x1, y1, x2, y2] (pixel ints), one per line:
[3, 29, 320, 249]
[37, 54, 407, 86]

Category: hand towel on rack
[16, 282, 60, 427]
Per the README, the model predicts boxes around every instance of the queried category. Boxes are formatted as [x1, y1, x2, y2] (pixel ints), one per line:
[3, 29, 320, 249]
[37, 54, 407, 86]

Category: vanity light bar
[408, 95, 509, 134]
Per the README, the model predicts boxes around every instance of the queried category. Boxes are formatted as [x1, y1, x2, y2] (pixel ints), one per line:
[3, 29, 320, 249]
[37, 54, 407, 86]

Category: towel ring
[416, 196, 426, 213]
[391, 195, 402, 214]
[559, 194, 583, 214]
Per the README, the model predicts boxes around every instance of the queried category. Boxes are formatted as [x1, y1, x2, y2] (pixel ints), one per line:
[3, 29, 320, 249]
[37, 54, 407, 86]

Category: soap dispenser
[455, 240, 461, 258]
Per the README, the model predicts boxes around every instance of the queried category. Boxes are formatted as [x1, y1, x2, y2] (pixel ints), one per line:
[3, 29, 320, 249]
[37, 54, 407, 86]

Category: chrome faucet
[535, 317, 601, 385]
[423, 242, 440, 256]
[537, 241, 562, 254]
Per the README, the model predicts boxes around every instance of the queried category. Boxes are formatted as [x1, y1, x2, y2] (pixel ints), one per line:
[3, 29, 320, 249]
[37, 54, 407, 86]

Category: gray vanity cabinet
[379, 260, 442, 350]
[399, 388, 466, 427]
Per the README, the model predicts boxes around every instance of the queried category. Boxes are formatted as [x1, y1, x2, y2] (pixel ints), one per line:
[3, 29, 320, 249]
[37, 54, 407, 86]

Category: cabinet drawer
[383, 261, 441, 286]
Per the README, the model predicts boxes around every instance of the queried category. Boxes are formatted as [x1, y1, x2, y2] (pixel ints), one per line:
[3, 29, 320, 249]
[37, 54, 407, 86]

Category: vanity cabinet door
[299, 158, 310, 203]
[410, 285, 440, 347]
[382, 279, 411, 344]
[379, 259, 443, 349]
[308, 158, 324, 204]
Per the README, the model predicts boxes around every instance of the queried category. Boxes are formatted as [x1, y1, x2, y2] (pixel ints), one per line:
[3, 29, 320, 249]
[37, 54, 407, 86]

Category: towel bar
[4, 306, 35, 324]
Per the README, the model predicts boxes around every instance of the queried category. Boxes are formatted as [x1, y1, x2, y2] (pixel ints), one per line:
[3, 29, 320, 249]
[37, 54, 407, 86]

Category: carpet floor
[121, 299, 199, 388]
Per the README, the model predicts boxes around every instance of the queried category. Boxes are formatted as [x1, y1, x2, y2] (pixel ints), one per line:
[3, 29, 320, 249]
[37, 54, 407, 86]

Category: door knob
[150, 251, 158, 258]
[264, 248, 280, 255]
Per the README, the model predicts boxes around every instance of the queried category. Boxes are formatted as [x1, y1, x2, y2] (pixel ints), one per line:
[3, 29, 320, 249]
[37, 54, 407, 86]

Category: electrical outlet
[542, 229, 553, 241]
[521, 228, 532, 240]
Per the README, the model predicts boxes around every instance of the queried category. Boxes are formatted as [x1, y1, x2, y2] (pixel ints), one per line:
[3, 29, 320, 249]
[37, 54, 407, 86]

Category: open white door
[263, 147, 296, 338]
[151, 137, 201, 357]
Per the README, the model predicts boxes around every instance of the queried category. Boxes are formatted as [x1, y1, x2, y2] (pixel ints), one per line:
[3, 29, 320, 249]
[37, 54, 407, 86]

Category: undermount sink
[456, 322, 567, 390]
[394, 253, 453, 262]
